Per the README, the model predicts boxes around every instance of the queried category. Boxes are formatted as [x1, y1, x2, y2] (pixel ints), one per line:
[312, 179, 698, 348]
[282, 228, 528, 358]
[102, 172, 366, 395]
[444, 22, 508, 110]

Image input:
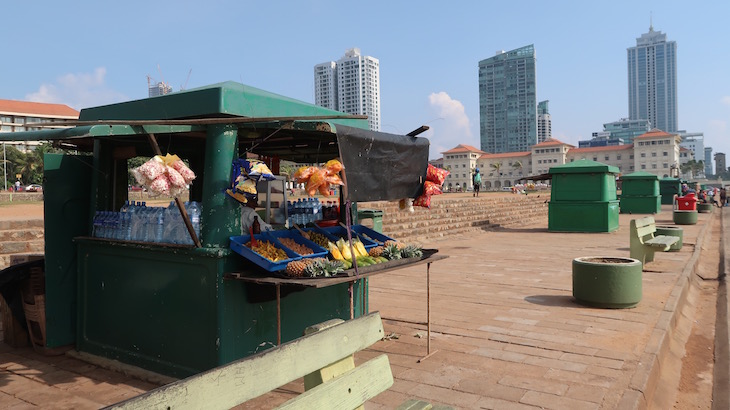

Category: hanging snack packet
[426, 164, 449, 186]
[413, 194, 431, 209]
[422, 181, 443, 197]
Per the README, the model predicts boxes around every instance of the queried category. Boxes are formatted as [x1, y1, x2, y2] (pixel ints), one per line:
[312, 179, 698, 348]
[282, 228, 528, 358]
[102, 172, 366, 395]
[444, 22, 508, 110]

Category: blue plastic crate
[266, 230, 329, 259]
[318, 226, 378, 249]
[350, 225, 395, 245]
[229, 234, 301, 272]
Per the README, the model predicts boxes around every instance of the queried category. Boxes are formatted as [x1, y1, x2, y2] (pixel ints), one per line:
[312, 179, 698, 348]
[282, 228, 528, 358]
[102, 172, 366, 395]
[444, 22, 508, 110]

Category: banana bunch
[330, 237, 387, 268]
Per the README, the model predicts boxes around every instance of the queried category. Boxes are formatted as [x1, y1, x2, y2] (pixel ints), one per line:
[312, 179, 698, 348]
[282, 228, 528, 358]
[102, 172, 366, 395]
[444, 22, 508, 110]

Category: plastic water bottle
[92, 211, 103, 237]
[188, 201, 201, 241]
[163, 202, 178, 244]
[153, 207, 165, 243]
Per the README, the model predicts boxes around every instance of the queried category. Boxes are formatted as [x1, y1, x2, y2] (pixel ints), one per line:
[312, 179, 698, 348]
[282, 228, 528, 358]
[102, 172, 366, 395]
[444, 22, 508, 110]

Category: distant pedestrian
[14, 180, 20, 192]
[472, 168, 481, 197]
[721, 187, 727, 207]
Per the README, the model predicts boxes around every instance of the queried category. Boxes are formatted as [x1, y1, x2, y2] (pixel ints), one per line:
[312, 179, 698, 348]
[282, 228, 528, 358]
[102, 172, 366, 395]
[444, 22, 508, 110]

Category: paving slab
[0, 203, 719, 409]
[366, 204, 714, 409]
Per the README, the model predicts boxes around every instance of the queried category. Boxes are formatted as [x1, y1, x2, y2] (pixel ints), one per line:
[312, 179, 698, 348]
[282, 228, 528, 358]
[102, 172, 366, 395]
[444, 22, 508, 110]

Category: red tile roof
[442, 144, 486, 154]
[0, 99, 79, 118]
[568, 144, 634, 154]
[532, 138, 573, 148]
[480, 151, 531, 159]
[634, 128, 675, 139]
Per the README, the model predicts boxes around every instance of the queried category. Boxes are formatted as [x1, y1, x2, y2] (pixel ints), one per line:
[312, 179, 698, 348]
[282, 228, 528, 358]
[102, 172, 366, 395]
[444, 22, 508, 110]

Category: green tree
[512, 160, 523, 175]
[490, 161, 502, 177]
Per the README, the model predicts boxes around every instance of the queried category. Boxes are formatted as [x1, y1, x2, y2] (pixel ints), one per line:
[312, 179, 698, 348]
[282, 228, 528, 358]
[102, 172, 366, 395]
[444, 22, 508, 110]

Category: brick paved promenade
[0, 202, 723, 409]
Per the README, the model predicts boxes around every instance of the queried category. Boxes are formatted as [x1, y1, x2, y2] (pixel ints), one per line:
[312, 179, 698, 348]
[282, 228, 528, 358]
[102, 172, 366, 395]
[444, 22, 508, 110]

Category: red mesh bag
[426, 164, 449, 185]
[413, 194, 431, 209]
[423, 181, 443, 197]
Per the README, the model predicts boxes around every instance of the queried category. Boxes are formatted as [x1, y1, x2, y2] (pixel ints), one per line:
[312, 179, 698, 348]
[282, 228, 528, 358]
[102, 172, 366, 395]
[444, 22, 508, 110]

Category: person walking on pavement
[721, 187, 727, 207]
[472, 168, 481, 197]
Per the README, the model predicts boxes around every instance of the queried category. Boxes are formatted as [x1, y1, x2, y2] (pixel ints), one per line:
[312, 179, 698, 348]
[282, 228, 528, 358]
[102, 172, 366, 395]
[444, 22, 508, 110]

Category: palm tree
[490, 161, 502, 177]
[512, 160, 523, 176]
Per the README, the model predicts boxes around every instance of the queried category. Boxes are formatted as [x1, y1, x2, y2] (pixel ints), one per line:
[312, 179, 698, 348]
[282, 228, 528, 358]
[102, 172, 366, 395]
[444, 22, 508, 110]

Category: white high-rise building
[537, 100, 551, 143]
[314, 48, 380, 131]
[314, 62, 337, 110]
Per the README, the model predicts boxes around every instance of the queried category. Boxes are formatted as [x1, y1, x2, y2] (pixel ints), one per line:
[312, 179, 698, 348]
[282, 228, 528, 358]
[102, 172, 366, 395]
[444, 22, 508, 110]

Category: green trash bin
[357, 209, 384, 233]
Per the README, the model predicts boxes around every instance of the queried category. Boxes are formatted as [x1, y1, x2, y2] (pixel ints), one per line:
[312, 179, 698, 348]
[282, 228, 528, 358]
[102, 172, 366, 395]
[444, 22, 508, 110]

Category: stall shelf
[0, 81, 433, 378]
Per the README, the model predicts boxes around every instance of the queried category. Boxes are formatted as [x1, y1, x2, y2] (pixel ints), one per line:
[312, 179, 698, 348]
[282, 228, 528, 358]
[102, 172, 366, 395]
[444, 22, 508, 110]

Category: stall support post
[202, 124, 240, 247]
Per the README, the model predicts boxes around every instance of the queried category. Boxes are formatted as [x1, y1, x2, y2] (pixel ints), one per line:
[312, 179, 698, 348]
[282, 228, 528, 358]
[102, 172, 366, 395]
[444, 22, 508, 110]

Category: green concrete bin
[357, 209, 384, 233]
[619, 172, 661, 214]
[660, 178, 682, 205]
[548, 159, 620, 232]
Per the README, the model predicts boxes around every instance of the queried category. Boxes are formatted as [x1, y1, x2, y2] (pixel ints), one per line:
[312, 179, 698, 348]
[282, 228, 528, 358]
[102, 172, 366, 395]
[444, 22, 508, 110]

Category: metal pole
[2, 143, 6, 192]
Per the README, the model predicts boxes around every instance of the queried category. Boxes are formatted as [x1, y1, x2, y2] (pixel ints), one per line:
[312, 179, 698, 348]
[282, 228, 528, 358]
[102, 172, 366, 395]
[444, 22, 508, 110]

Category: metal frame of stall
[0, 81, 437, 378]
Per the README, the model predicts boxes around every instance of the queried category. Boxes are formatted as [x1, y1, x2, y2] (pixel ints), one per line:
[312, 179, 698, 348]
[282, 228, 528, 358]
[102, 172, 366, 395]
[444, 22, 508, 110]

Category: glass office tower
[478, 45, 537, 153]
[627, 26, 678, 133]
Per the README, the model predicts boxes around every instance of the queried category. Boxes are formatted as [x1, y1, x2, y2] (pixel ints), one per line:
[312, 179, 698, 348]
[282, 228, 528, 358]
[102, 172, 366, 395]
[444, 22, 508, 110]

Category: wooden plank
[276, 354, 393, 410]
[396, 399, 434, 410]
[105, 312, 385, 410]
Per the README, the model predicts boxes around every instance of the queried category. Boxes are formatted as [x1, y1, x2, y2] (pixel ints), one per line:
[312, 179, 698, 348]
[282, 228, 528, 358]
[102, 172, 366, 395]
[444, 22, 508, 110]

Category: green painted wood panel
[43, 153, 93, 347]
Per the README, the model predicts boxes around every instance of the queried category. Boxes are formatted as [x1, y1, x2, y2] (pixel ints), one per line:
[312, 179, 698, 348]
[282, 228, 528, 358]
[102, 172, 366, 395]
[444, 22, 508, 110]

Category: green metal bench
[629, 216, 680, 265]
[105, 312, 393, 410]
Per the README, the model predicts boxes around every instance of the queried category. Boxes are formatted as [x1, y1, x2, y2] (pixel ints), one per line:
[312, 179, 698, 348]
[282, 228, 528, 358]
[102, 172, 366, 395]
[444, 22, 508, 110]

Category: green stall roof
[79, 81, 365, 126]
[620, 171, 659, 180]
[549, 159, 619, 175]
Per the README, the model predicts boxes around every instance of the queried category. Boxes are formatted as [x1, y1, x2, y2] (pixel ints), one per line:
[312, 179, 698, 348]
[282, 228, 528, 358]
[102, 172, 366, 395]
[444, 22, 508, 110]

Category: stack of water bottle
[92, 200, 202, 245]
[286, 198, 324, 227]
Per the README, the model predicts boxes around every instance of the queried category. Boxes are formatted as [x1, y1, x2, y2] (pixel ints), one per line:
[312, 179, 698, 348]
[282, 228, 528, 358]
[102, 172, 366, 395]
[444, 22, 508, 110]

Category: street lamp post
[3, 142, 6, 192]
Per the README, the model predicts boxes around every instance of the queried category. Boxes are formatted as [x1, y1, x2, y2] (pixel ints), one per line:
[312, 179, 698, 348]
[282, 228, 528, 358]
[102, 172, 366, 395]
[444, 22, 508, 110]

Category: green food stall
[0, 81, 431, 378]
[660, 177, 682, 205]
[548, 159, 620, 233]
[619, 171, 661, 214]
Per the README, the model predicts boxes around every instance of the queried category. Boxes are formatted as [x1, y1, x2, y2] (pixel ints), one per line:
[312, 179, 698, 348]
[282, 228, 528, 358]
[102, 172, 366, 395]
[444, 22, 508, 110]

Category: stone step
[0, 219, 44, 230]
[0, 228, 45, 243]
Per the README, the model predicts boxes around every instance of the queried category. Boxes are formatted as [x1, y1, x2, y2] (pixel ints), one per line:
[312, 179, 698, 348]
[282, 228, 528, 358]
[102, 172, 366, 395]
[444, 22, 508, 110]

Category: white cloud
[721, 96, 730, 106]
[425, 92, 476, 159]
[25, 67, 127, 110]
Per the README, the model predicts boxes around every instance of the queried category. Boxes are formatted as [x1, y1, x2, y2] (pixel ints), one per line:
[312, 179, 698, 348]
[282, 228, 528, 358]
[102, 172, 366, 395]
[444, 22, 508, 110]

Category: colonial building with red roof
[0, 99, 79, 152]
[440, 129, 682, 191]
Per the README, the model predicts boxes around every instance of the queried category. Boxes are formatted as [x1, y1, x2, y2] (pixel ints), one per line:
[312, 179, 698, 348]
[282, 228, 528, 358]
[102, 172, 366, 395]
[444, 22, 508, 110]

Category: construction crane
[181, 69, 192, 91]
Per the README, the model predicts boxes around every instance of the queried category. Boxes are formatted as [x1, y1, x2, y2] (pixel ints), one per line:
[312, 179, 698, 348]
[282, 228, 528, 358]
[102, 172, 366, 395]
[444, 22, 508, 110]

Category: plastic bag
[426, 164, 449, 186]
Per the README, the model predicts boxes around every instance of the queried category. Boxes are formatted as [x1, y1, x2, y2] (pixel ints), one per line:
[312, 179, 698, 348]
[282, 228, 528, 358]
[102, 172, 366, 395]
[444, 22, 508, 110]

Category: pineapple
[385, 240, 404, 250]
[285, 260, 308, 277]
[369, 246, 384, 258]
[401, 244, 423, 259]
[382, 243, 402, 260]
[303, 258, 345, 277]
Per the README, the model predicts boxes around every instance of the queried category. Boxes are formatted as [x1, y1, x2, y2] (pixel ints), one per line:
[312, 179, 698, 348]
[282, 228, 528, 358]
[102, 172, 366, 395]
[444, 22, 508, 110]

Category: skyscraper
[537, 100, 551, 143]
[314, 48, 380, 131]
[627, 25, 678, 132]
[478, 45, 537, 153]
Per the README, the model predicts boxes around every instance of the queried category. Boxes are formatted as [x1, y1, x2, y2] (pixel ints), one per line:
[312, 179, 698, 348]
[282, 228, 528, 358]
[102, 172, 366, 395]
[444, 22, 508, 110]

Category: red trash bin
[676, 193, 697, 210]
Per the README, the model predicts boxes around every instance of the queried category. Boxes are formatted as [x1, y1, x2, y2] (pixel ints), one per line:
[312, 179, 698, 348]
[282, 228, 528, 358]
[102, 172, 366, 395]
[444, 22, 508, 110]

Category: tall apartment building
[314, 48, 380, 131]
[537, 100, 551, 143]
[314, 62, 337, 110]
[148, 82, 173, 97]
[0, 99, 79, 152]
[704, 147, 714, 176]
[478, 44, 538, 153]
[715, 153, 726, 176]
[627, 26, 678, 132]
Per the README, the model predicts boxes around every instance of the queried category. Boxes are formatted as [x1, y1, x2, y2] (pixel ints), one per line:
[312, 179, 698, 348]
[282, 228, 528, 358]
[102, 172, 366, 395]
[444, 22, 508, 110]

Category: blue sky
[3, 1, 729, 162]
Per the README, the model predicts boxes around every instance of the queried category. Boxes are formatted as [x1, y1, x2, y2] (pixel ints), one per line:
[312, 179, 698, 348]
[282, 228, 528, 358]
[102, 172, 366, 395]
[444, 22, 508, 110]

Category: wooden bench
[105, 311, 394, 410]
[629, 216, 680, 265]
